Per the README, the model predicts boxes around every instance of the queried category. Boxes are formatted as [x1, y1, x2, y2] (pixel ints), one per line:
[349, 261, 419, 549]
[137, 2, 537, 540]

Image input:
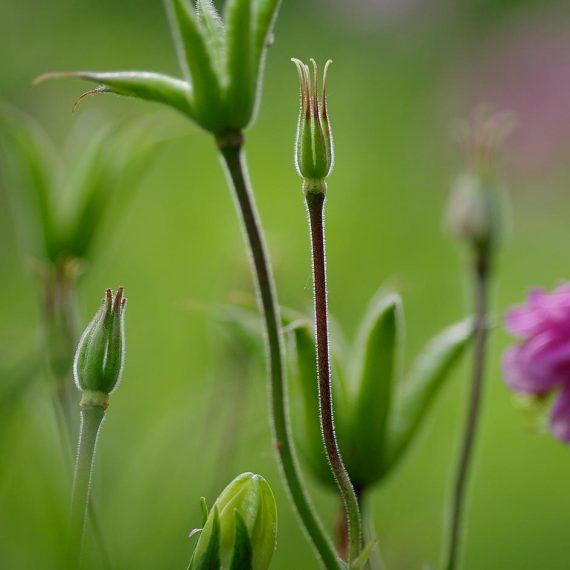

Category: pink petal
[550, 384, 570, 444]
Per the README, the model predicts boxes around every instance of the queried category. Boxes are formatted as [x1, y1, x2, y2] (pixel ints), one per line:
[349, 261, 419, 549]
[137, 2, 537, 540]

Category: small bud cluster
[292, 58, 334, 192]
[73, 288, 126, 406]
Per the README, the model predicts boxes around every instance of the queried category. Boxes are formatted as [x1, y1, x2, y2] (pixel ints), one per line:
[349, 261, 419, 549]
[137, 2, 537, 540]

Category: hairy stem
[306, 190, 363, 563]
[217, 134, 342, 570]
[70, 405, 106, 566]
[443, 254, 490, 570]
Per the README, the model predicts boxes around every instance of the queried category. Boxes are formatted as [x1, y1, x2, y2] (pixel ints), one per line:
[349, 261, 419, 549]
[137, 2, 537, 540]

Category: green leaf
[165, 0, 224, 130]
[230, 511, 253, 570]
[347, 293, 401, 488]
[288, 322, 331, 486]
[287, 320, 349, 489]
[0, 106, 60, 259]
[387, 318, 473, 469]
[36, 71, 193, 117]
[62, 125, 118, 259]
[224, 0, 254, 128]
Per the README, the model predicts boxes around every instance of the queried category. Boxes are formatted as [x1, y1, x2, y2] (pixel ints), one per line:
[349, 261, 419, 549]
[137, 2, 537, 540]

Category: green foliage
[36, 0, 282, 134]
[287, 290, 473, 491]
[0, 106, 155, 265]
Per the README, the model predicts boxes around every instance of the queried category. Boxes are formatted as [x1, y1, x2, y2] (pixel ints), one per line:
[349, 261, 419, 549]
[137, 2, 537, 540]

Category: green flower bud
[446, 106, 515, 257]
[35, 0, 282, 136]
[189, 472, 277, 570]
[73, 288, 126, 404]
[292, 58, 333, 191]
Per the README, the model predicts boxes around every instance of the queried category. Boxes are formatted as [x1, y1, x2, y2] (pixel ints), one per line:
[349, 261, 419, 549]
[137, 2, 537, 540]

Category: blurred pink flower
[503, 284, 570, 443]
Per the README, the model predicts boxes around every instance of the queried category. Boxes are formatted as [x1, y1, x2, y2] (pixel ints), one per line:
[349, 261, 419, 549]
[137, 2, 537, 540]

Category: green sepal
[166, 0, 224, 131]
[196, 0, 226, 78]
[224, 0, 254, 128]
[230, 511, 253, 570]
[386, 318, 473, 469]
[189, 506, 221, 570]
[35, 71, 193, 117]
[200, 497, 209, 525]
[347, 293, 401, 488]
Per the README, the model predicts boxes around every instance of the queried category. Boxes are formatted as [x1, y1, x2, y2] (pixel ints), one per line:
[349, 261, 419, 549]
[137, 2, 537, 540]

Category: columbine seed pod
[189, 472, 277, 570]
[292, 58, 333, 192]
[446, 106, 515, 257]
[73, 288, 126, 406]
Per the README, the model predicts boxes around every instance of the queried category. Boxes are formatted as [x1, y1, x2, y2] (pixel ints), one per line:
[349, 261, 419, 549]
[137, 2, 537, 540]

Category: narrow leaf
[224, 0, 253, 128]
[35, 71, 193, 117]
[387, 318, 474, 469]
[165, 0, 224, 130]
[287, 321, 349, 489]
[348, 293, 401, 487]
[0, 107, 59, 259]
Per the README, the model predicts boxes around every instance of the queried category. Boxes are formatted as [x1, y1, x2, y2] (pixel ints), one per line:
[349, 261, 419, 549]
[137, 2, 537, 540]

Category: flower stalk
[217, 135, 343, 569]
[70, 288, 126, 566]
[293, 58, 363, 564]
[443, 107, 513, 570]
[443, 253, 490, 570]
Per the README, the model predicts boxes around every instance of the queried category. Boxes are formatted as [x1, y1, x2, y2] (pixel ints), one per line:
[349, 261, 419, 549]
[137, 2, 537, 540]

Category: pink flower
[503, 284, 570, 444]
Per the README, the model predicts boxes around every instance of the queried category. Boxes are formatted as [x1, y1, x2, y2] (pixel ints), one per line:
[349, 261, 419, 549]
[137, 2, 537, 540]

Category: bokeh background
[2, 0, 570, 568]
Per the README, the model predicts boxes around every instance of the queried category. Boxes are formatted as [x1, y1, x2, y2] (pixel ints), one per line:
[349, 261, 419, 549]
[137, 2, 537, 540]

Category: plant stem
[217, 134, 342, 570]
[443, 254, 490, 570]
[70, 404, 106, 566]
[306, 189, 363, 564]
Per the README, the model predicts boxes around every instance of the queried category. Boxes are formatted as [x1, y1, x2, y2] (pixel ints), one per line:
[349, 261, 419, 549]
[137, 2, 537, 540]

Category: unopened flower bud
[292, 58, 333, 192]
[189, 472, 277, 570]
[445, 106, 515, 257]
[73, 288, 126, 406]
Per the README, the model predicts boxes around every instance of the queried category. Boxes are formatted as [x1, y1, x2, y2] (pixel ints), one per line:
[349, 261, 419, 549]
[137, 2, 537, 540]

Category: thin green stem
[217, 134, 342, 570]
[70, 404, 106, 567]
[306, 190, 362, 564]
[443, 254, 490, 570]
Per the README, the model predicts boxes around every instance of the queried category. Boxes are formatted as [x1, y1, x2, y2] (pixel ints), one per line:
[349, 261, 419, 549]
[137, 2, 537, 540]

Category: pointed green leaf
[63, 125, 118, 259]
[348, 293, 401, 487]
[224, 0, 254, 128]
[0, 107, 60, 259]
[230, 511, 253, 570]
[35, 71, 193, 117]
[387, 318, 474, 469]
[289, 323, 331, 486]
[287, 321, 349, 489]
[165, 0, 225, 131]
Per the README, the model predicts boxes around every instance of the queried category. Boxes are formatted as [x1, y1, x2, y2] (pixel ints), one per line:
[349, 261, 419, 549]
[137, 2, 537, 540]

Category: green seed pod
[292, 58, 333, 190]
[73, 288, 126, 402]
[189, 472, 277, 570]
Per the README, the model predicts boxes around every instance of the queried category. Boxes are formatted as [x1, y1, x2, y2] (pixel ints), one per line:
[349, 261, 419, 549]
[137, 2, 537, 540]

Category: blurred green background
[2, 0, 570, 568]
